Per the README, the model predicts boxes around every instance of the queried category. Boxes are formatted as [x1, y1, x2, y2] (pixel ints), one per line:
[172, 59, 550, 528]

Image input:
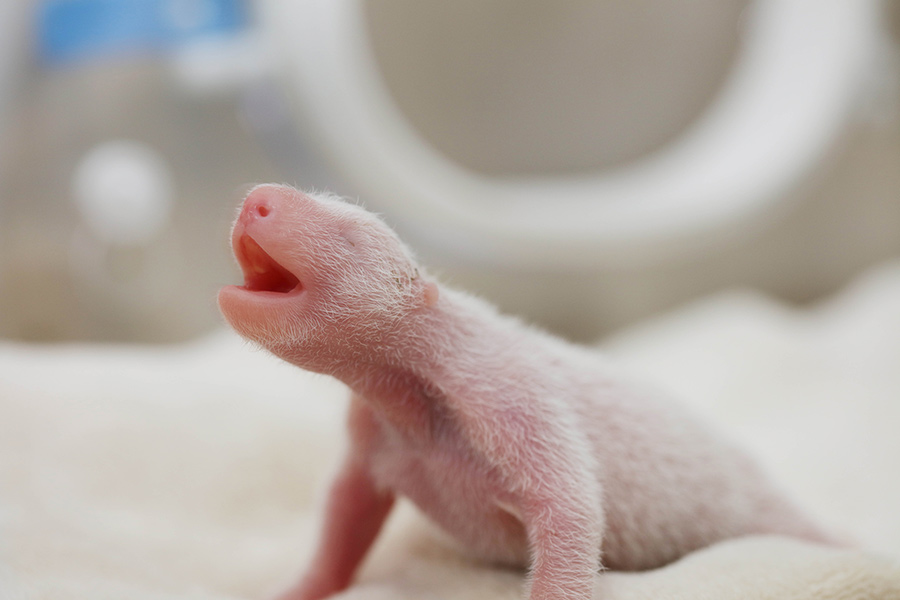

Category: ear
[422, 280, 440, 308]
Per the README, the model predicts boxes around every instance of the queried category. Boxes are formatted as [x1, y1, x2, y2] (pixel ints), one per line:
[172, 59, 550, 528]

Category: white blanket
[3, 263, 900, 599]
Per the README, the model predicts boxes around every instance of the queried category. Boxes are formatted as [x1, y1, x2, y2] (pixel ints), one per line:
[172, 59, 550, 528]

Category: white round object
[72, 141, 174, 245]
[258, 0, 880, 268]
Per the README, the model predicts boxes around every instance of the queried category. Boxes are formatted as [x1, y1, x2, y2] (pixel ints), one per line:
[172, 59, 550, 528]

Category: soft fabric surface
[3, 263, 900, 599]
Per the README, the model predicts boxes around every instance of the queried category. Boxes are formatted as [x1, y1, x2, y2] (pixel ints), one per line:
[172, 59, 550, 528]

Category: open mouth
[236, 234, 302, 294]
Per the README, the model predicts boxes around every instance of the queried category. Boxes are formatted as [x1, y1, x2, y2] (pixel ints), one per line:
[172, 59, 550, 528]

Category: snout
[237, 184, 293, 229]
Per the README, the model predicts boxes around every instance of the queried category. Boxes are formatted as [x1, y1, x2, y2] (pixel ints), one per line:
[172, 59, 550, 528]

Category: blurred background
[0, 0, 898, 344]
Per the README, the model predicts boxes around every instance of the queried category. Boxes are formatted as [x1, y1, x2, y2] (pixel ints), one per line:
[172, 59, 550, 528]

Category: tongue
[239, 234, 301, 293]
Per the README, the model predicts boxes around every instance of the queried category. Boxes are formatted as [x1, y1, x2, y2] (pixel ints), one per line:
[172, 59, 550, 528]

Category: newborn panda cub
[218, 185, 834, 600]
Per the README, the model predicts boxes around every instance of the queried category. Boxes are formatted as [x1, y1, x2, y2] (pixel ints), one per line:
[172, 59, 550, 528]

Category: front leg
[278, 454, 394, 600]
[521, 489, 602, 600]
[464, 398, 603, 600]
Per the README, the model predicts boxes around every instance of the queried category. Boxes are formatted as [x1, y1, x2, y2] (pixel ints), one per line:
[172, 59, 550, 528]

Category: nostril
[257, 204, 270, 218]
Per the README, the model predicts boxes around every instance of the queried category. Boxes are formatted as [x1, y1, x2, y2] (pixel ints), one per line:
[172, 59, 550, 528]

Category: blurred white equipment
[72, 140, 174, 245]
[257, 0, 880, 268]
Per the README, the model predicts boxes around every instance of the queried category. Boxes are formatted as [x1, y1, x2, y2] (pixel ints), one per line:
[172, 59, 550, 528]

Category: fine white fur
[219, 186, 839, 600]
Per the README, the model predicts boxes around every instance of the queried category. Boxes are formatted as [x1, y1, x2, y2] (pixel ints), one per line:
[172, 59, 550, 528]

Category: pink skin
[219, 185, 836, 600]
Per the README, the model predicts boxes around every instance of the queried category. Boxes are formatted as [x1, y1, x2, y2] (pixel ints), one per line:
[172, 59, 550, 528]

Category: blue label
[38, 0, 251, 65]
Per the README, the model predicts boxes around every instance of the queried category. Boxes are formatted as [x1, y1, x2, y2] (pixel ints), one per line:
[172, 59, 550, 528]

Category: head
[218, 185, 439, 369]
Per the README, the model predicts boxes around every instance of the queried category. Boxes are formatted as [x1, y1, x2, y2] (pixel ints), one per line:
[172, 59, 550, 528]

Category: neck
[272, 287, 523, 438]
[329, 289, 517, 437]
[346, 291, 486, 393]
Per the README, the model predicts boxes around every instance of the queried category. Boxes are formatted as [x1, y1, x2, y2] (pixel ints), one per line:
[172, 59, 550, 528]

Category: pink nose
[246, 197, 272, 218]
[239, 189, 277, 228]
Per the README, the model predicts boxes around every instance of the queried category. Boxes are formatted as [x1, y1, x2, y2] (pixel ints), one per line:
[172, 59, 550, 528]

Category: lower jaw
[217, 284, 305, 328]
